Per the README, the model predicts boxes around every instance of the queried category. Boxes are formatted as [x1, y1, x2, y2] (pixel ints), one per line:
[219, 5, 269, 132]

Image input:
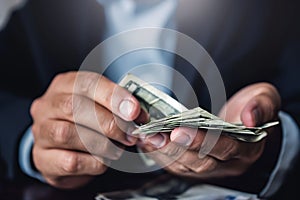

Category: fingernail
[147, 134, 166, 148]
[119, 99, 135, 119]
[171, 131, 192, 146]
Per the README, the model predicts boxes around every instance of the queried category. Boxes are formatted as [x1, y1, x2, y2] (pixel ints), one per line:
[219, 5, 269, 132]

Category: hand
[30, 71, 143, 189]
[139, 83, 281, 180]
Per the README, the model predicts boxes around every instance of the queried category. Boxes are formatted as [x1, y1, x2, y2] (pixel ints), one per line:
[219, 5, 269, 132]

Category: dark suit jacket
[0, 0, 299, 199]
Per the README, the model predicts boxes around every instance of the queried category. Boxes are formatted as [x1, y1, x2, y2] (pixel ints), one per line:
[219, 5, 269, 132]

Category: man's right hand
[30, 71, 142, 189]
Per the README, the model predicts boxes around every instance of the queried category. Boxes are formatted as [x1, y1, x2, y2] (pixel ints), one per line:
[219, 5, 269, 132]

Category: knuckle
[168, 164, 185, 175]
[51, 73, 71, 87]
[51, 74, 62, 86]
[60, 95, 82, 116]
[92, 160, 107, 174]
[103, 117, 117, 137]
[60, 95, 74, 116]
[61, 152, 79, 174]
[260, 82, 277, 93]
[30, 98, 42, 117]
[50, 122, 72, 145]
[176, 164, 192, 174]
[72, 95, 83, 115]
[219, 140, 238, 160]
[55, 72, 73, 82]
[163, 145, 184, 158]
[76, 72, 99, 95]
[257, 83, 281, 105]
[53, 73, 65, 82]
[194, 158, 217, 174]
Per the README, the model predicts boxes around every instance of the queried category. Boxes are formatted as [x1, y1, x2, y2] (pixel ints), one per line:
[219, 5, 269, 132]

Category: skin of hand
[139, 82, 281, 179]
[30, 71, 146, 189]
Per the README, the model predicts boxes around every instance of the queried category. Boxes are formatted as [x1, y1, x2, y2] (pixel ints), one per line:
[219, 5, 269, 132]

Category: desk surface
[1, 174, 262, 200]
[0, 169, 158, 200]
[1, 181, 100, 200]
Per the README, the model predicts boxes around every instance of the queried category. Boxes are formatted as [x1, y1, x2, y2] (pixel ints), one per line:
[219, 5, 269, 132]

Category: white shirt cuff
[260, 111, 300, 197]
[18, 126, 45, 182]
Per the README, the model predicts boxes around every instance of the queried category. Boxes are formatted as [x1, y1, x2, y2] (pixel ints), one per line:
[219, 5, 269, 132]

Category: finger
[143, 134, 192, 162]
[142, 143, 249, 178]
[143, 133, 169, 148]
[170, 127, 262, 161]
[166, 154, 249, 178]
[139, 144, 195, 179]
[139, 144, 179, 169]
[170, 150, 218, 175]
[160, 144, 242, 177]
[218, 83, 281, 124]
[49, 72, 140, 121]
[33, 146, 109, 177]
[33, 120, 124, 160]
[134, 107, 150, 126]
[170, 127, 198, 147]
[51, 94, 137, 145]
[143, 131, 198, 160]
[141, 144, 199, 177]
[141, 127, 263, 162]
[241, 94, 280, 127]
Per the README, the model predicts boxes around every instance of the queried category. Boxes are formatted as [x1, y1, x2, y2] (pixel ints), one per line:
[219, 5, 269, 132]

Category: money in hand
[119, 74, 279, 142]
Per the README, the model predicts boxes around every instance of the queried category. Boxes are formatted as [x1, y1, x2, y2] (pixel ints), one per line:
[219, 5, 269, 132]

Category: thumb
[241, 94, 280, 127]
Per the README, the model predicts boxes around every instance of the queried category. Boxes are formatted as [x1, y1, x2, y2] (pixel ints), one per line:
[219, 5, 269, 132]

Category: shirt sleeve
[18, 126, 45, 182]
[259, 111, 300, 197]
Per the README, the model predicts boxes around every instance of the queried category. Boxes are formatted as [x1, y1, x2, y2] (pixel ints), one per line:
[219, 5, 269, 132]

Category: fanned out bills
[119, 74, 279, 143]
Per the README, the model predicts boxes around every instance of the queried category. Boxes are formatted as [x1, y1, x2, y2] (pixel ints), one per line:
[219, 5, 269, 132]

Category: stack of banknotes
[119, 74, 279, 143]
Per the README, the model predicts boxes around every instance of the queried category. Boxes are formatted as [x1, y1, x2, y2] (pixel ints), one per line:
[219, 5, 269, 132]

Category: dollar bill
[119, 74, 279, 142]
[119, 73, 188, 120]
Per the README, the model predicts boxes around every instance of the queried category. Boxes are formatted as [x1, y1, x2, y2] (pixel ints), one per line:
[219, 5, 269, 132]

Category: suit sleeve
[265, 17, 300, 198]
[0, 4, 39, 181]
[0, 91, 32, 180]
